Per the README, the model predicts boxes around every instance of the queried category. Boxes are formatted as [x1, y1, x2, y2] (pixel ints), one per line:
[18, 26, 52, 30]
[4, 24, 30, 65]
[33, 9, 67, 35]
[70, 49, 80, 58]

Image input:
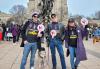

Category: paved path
[0, 39, 100, 69]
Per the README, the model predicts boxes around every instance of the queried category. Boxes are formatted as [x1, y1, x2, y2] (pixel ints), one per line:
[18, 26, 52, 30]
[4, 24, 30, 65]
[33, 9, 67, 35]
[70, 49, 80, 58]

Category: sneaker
[31, 67, 34, 69]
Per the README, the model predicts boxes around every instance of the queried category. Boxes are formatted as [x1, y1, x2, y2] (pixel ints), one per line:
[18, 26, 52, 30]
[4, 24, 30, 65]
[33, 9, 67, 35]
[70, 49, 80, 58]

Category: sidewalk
[0, 39, 100, 69]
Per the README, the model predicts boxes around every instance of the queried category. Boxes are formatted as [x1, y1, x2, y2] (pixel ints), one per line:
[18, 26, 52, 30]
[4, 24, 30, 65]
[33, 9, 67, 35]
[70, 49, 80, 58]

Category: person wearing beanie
[20, 13, 43, 69]
[65, 18, 87, 69]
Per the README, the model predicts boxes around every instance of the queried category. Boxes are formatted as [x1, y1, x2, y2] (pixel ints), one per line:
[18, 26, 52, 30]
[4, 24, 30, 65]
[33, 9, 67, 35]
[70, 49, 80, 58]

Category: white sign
[37, 24, 45, 33]
[50, 30, 57, 38]
[81, 18, 88, 26]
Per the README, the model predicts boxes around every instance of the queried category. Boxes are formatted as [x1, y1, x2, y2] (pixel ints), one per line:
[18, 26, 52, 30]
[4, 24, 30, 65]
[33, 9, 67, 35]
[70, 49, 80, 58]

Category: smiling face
[32, 14, 38, 22]
[68, 22, 76, 27]
[51, 16, 58, 22]
[51, 14, 58, 22]
[68, 18, 76, 27]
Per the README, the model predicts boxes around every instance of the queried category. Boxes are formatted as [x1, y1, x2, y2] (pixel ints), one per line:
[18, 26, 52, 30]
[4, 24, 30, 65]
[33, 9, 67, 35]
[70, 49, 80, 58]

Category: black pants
[37, 37, 43, 52]
[85, 35, 89, 40]
[89, 34, 92, 38]
[13, 36, 17, 43]
[17, 34, 20, 41]
[2, 32, 5, 40]
[6, 37, 11, 41]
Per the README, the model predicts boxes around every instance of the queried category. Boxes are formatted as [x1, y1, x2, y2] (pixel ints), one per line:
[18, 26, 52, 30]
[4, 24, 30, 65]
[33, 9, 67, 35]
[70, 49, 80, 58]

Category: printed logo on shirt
[70, 35, 77, 39]
[27, 29, 38, 35]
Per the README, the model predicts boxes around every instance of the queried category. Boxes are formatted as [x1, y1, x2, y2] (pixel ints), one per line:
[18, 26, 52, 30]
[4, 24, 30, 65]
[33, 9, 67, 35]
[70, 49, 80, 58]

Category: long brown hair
[67, 18, 77, 30]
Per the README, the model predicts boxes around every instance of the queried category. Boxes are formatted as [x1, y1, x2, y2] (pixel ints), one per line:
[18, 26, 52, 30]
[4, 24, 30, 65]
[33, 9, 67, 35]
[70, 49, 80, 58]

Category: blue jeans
[20, 42, 37, 69]
[69, 47, 80, 69]
[50, 39, 66, 69]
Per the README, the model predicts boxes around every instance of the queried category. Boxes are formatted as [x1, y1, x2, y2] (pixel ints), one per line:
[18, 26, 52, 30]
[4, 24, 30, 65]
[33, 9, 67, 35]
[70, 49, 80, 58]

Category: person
[0, 24, 3, 41]
[46, 14, 66, 69]
[92, 27, 100, 43]
[20, 13, 43, 69]
[11, 23, 18, 44]
[6, 26, 12, 41]
[84, 25, 89, 40]
[65, 18, 87, 69]
[88, 27, 92, 38]
[16, 24, 21, 42]
[98, 27, 100, 41]
[2, 23, 6, 40]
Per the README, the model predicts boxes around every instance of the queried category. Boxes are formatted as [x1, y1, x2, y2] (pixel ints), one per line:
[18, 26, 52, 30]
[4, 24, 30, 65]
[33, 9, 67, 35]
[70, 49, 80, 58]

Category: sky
[0, 0, 28, 13]
[0, 0, 100, 17]
[67, 0, 100, 16]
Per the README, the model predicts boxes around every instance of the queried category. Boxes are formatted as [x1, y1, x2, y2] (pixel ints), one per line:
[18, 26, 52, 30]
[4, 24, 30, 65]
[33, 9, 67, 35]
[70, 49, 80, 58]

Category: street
[0, 39, 100, 69]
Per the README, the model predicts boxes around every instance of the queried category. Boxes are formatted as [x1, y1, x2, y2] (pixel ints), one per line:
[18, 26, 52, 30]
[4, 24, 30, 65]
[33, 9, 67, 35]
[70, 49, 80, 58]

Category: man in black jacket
[46, 14, 66, 69]
[20, 13, 43, 69]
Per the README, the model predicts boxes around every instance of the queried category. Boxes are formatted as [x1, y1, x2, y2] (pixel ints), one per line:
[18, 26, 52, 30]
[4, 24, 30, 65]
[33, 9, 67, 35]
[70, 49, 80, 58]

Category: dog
[37, 47, 50, 69]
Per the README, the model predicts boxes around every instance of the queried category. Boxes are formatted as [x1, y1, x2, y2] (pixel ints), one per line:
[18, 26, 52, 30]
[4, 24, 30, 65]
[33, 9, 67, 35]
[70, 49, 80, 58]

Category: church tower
[27, 0, 68, 24]
[27, 0, 41, 17]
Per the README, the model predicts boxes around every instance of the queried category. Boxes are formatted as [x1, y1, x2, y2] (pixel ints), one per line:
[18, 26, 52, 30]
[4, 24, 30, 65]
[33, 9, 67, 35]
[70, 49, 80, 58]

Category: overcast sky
[0, 0, 100, 17]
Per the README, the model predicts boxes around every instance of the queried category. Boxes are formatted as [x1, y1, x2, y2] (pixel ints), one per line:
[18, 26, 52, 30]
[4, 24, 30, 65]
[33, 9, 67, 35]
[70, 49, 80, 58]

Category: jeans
[69, 47, 80, 69]
[50, 39, 66, 69]
[20, 42, 37, 69]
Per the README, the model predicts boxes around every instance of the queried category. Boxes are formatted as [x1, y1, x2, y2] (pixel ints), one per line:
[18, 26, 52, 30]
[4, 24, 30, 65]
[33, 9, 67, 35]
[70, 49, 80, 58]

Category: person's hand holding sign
[81, 18, 88, 27]
[37, 24, 45, 37]
[50, 30, 57, 38]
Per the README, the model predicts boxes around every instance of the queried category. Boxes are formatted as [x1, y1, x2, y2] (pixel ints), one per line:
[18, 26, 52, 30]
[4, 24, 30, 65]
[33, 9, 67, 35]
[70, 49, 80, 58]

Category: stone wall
[0, 12, 11, 24]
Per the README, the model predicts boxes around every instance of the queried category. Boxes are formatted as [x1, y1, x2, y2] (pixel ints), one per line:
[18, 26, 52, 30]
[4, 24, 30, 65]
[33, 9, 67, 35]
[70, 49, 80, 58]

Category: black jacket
[20, 19, 41, 47]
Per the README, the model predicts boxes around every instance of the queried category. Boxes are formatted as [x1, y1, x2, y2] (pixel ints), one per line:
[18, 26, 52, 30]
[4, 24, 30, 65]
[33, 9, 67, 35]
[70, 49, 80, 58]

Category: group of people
[20, 13, 87, 69]
[0, 12, 100, 69]
[82, 25, 100, 41]
[0, 22, 21, 44]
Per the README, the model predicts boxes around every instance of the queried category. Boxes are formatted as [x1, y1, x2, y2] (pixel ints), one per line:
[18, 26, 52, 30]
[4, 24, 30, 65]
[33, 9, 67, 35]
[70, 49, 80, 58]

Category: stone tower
[27, 0, 41, 17]
[27, 0, 68, 25]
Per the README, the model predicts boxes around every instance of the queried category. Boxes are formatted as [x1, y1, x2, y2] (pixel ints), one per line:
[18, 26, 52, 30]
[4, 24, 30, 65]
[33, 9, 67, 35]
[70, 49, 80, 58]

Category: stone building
[27, 0, 68, 25]
[0, 11, 11, 24]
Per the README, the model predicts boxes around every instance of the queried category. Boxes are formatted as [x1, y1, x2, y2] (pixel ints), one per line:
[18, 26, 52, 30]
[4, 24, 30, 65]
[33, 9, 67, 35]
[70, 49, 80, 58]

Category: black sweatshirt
[21, 19, 40, 43]
[68, 28, 78, 48]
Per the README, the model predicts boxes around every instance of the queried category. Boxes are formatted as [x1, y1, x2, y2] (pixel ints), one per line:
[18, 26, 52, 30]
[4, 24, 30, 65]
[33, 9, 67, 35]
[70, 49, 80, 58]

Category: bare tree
[9, 5, 27, 25]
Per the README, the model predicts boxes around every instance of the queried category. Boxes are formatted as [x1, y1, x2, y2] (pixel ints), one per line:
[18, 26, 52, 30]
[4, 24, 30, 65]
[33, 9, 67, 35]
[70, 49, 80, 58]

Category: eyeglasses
[68, 21, 75, 23]
[51, 16, 56, 19]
